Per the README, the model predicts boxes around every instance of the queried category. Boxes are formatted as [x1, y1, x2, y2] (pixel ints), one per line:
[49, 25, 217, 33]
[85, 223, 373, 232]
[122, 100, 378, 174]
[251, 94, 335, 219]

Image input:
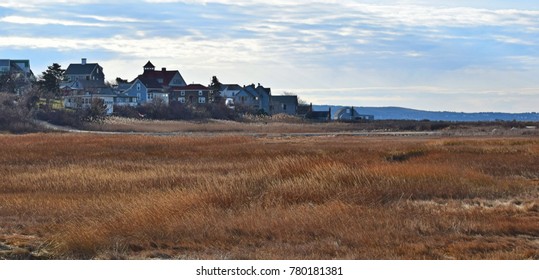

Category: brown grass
[0, 133, 538, 259]
[83, 116, 539, 136]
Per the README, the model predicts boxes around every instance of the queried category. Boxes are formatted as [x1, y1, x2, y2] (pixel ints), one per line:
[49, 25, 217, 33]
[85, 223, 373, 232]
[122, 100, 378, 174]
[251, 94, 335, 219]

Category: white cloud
[0, 16, 108, 27]
[0, 0, 96, 10]
[493, 35, 535, 46]
[77, 15, 147, 23]
[144, 0, 539, 28]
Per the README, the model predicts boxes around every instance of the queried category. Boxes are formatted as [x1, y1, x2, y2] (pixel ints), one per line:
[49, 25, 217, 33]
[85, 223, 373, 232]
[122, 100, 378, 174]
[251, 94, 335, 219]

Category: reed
[0, 134, 537, 259]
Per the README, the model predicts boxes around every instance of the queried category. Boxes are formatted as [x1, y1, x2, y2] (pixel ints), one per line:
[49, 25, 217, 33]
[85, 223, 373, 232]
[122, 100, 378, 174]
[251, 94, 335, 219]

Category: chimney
[328, 107, 332, 121]
[81, 58, 87, 65]
[162, 67, 167, 72]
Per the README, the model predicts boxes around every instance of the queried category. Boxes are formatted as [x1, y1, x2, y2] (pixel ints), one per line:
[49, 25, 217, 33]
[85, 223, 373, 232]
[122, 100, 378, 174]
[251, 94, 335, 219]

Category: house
[220, 84, 244, 99]
[0, 59, 36, 94]
[170, 84, 211, 105]
[128, 61, 187, 105]
[62, 58, 120, 114]
[136, 61, 186, 92]
[61, 58, 113, 103]
[64, 92, 115, 115]
[298, 103, 331, 121]
[242, 83, 271, 113]
[220, 84, 259, 109]
[217, 83, 272, 113]
[116, 78, 149, 105]
[334, 107, 374, 121]
[0, 59, 35, 79]
[270, 95, 298, 115]
[64, 58, 105, 85]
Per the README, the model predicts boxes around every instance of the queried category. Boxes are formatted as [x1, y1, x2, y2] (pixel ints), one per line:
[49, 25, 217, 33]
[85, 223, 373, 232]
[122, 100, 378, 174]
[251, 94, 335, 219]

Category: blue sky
[1, 0, 538, 112]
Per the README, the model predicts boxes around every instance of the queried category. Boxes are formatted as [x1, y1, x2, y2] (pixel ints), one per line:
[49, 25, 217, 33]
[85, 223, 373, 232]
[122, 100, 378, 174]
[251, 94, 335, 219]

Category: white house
[64, 92, 115, 115]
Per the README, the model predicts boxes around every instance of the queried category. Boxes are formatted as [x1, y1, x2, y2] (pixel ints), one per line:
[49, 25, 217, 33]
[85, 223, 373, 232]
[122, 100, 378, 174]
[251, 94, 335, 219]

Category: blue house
[118, 78, 149, 104]
[243, 83, 271, 114]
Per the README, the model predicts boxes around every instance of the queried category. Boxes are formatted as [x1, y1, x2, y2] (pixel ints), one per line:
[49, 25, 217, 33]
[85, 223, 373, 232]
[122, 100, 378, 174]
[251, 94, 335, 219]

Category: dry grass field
[0, 133, 538, 259]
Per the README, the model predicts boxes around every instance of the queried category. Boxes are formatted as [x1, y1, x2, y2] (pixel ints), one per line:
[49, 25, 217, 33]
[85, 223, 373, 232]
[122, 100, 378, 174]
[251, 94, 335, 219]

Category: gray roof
[116, 83, 133, 91]
[272, 95, 298, 105]
[0, 60, 10, 67]
[221, 84, 243, 91]
[77, 79, 107, 88]
[65, 63, 99, 75]
[334, 107, 360, 115]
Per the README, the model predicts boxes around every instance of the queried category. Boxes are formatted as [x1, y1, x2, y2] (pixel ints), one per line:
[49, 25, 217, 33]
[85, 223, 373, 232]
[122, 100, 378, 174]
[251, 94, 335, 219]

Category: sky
[1, 0, 539, 112]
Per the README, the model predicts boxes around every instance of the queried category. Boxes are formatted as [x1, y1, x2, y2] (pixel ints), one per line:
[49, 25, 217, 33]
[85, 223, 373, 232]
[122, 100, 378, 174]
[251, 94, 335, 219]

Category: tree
[0, 73, 16, 93]
[209, 76, 223, 103]
[82, 98, 108, 123]
[38, 63, 65, 97]
[115, 77, 128, 85]
[0, 92, 38, 132]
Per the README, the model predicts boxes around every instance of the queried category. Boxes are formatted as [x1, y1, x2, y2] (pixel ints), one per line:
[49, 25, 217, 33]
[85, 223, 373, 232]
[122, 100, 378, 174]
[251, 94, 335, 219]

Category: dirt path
[34, 120, 444, 137]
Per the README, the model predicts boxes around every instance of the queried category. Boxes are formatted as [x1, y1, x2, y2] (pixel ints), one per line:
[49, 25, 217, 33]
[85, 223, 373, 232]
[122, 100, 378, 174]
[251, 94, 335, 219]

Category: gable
[169, 72, 186, 86]
[65, 64, 99, 76]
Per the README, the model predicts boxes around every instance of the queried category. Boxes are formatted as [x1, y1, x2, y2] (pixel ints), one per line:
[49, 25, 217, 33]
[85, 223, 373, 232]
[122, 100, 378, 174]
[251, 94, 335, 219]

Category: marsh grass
[0, 134, 538, 259]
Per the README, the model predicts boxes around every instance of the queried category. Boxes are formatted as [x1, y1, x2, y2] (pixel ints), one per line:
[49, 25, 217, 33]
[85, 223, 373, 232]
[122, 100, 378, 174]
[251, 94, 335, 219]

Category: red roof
[174, 84, 209, 90]
[137, 70, 179, 88]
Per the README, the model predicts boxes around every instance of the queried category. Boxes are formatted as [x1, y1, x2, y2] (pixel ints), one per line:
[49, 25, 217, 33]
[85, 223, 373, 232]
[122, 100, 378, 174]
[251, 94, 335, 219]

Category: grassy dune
[0, 134, 538, 259]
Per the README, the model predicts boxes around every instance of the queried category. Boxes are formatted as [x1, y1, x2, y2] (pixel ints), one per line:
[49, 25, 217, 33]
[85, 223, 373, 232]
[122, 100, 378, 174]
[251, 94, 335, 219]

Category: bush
[113, 105, 141, 119]
[36, 109, 83, 128]
[0, 93, 40, 133]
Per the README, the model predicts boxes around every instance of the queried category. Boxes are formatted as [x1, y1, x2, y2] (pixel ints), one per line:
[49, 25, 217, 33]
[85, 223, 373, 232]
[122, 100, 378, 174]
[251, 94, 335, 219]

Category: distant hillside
[313, 106, 539, 122]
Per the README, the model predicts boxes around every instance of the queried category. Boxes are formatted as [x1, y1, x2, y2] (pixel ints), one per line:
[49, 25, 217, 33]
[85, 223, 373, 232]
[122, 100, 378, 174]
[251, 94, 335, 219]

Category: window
[148, 93, 154, 99]
[180, 91, 185, 96]
[241, 96, 246, 104]
[198, 90, 203, 96]
[178, 97, 185, 103]
[198, 97, 206, 104]
[282, 104, 287, 110]
[137, 83, 141, 91]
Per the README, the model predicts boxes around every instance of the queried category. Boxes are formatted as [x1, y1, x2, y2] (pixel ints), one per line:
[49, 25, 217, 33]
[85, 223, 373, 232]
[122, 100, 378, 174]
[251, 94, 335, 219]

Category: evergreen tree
[209, 76, 223, 103]
[38, 63, 65, 96]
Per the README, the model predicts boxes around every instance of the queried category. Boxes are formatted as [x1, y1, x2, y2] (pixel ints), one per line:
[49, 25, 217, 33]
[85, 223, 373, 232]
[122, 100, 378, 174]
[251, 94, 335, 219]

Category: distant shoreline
[315, 105, 539, 122]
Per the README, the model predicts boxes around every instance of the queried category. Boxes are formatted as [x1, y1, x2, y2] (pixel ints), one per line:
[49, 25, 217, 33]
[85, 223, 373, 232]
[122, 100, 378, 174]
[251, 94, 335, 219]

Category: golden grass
[0, 134, 538, 259]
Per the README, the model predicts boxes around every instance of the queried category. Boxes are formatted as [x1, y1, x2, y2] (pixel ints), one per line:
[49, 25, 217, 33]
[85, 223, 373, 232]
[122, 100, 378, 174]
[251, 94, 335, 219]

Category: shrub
[36, 109, 83, 128]
[0, 93, 40, 133]
[113, 105, 142, 119]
